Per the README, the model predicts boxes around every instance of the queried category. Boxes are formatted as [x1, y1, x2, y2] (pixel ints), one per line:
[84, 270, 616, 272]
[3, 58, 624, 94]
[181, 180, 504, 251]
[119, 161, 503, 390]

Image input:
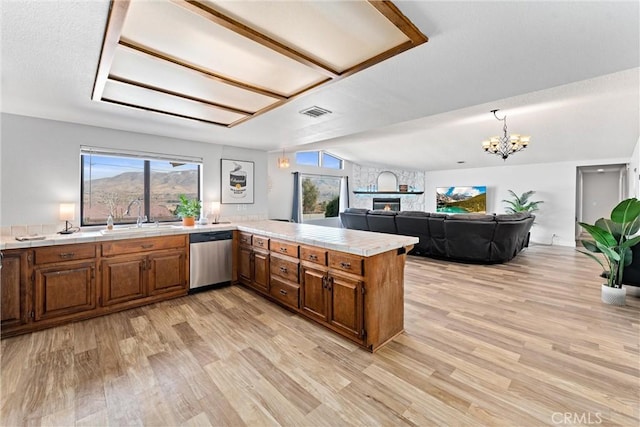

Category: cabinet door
[327, 273, 363, 340]
[301, 266, 327, 322]
[1, 251, 26, 327]
[34, 261, 96, 321]
[238, 246, 252, 285]
[148, 249, 187, 295]
[101, 255, 146, 306]
[252, 250, 270, 293]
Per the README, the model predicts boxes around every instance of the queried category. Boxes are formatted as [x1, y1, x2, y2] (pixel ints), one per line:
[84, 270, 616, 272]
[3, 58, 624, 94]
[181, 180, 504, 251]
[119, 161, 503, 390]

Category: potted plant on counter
[174, 194, 201, 227]
[578, 198, 640, 305]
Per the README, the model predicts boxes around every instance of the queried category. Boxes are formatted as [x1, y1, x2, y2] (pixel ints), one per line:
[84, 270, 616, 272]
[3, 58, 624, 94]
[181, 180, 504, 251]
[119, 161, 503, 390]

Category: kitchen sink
[100, 224, 182, 235]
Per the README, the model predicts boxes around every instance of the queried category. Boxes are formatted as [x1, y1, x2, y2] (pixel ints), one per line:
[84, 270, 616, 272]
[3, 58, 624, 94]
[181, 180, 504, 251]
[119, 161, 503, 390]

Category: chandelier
[482, 109, 530, 160]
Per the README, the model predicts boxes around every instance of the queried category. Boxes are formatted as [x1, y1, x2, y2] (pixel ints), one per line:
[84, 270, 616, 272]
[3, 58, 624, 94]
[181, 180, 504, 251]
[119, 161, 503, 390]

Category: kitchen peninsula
[234, 221, 418, 352]
[1, 221, 417, 351]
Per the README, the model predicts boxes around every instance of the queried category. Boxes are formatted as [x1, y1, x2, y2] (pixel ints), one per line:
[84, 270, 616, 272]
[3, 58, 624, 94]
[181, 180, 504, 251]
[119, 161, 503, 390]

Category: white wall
[267, 152, 353, 222]
[629, 137, 640, 199]
[0, 113, 269, 227]
[424, 159, 630, 247]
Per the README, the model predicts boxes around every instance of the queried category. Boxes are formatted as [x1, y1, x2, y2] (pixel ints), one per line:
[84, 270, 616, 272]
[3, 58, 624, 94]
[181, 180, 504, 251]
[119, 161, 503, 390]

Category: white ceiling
[1, 1, 639, 171]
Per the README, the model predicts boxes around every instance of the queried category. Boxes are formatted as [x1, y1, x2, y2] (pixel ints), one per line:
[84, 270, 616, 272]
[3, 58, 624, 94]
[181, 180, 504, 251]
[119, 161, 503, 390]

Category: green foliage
[502, 190, 543, 213]
[325, 196, 340, 218]
[578, 198, 640, 288]
[302, 179, 318, 214]
[173, 194, 201, 218]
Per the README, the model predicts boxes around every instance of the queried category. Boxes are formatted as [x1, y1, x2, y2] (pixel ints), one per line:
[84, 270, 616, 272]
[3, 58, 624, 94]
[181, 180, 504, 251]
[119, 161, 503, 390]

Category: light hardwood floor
[2, 245, 639, 426]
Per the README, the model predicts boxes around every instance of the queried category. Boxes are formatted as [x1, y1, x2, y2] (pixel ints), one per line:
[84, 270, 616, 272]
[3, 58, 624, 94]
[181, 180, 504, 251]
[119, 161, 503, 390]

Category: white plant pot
[601, 284, 626, 306]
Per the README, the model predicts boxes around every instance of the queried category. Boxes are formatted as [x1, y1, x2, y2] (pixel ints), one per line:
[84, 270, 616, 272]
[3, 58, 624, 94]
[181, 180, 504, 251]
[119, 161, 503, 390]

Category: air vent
[300, 106, 332, 118]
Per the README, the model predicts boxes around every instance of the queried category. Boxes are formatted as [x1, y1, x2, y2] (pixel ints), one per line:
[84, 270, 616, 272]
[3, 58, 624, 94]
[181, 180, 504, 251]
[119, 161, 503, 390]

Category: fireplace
[373, 198, 401, 212]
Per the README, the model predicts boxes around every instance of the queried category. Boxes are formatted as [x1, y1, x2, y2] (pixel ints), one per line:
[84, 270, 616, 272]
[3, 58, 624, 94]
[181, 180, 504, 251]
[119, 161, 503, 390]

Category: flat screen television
[436, 186, 487, 213]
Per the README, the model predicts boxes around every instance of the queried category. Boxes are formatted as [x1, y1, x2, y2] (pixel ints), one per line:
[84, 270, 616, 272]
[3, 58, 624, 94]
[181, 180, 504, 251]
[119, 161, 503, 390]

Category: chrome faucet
[124, 198, 144, 227]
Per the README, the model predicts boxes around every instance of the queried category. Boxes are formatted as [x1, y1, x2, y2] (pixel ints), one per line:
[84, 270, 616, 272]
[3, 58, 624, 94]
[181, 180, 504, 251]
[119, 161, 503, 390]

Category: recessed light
[597, 169, 604, 172]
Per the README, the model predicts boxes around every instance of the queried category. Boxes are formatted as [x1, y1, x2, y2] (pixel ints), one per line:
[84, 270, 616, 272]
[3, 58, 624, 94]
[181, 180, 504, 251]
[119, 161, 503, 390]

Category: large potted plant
[174, 194, 201, 226]
[502, 190, 543, 213]
[578, 198, 640, 305]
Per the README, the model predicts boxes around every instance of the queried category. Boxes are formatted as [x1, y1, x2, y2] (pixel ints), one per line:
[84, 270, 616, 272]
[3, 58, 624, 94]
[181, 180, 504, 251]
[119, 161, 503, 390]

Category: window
[301, 174, 341, 222]
[81, 148, 201, 225]
[322, 152, 343, 169]
[295, 150, 343, 169]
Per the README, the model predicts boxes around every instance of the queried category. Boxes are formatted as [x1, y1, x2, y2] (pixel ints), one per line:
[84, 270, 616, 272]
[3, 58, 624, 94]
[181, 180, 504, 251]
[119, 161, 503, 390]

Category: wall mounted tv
[436, 186, 487, 213]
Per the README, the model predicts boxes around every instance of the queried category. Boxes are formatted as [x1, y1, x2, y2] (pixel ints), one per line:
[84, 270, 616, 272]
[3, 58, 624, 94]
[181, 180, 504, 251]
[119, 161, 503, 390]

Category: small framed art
[221, 159, 254, 204]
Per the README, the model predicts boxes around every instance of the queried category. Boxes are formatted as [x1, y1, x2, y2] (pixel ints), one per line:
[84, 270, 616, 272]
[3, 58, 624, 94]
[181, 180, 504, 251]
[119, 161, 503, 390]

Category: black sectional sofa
[340, 208, 534, 264]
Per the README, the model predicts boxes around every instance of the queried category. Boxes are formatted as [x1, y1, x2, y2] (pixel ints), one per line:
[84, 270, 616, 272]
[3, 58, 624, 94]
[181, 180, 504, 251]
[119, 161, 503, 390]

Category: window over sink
[81, 146, 201, 226]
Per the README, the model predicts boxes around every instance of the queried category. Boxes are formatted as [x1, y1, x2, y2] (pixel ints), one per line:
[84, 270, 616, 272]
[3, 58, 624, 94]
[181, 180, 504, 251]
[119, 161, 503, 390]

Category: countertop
[1, 220, 418, 256]
[235, 220, 417, 256]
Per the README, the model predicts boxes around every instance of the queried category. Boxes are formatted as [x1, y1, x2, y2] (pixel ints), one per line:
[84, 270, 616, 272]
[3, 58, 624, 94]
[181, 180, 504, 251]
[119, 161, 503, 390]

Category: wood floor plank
[1, 245, 639, 426]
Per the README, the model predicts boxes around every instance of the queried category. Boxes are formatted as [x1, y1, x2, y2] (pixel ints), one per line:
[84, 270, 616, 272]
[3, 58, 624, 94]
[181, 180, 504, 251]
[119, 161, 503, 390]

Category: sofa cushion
[447, 214, 495, 221]
[495, 212, 531, 221]
[397, 211, 430, 218]
[367, 209, 398, 233]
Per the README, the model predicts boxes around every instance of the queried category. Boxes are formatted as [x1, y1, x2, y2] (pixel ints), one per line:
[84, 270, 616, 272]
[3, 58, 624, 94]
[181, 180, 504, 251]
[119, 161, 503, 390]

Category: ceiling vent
[300, 106, 332, 118]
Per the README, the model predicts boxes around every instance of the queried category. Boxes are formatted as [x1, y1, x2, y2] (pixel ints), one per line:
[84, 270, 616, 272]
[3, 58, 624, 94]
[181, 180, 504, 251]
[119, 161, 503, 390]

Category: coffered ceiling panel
[110, 47, 279, 113]
[202, 0, 412, 72]
[102, 80, 248, 125]
[92, 0, 428, 127]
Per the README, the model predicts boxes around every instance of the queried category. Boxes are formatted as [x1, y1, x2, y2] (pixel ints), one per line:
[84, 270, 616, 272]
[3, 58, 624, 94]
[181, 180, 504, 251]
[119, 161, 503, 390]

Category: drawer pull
[257, 241, 264, 246]
[141, 244, 154, 249]
[279, 266, 287, 273]
[59, 252, 75, 259]
[279, 247, 287, 253]
[340, 261, 351, 269]
[279, 289, 287, 295]
[309, 254, 318, 260]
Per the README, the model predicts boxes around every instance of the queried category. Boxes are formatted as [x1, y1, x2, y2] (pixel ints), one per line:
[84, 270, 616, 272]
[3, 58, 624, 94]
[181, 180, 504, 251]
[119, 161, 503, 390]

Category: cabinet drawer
[253, 235, 269, 250]
[102, 235, 186, 257]
[238, 232, 252, 247]
[34, 244, 96, 265]
[300, 246, 327, 266]
[328, 252, 364, 276]
[270, 240, 299, 258]
[270, 255, 299, 283]
[269, 277, 299, 309]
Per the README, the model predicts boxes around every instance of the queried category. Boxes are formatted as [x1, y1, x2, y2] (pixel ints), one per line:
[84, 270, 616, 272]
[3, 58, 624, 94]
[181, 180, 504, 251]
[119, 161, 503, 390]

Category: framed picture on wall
[221, 159, 254, 204]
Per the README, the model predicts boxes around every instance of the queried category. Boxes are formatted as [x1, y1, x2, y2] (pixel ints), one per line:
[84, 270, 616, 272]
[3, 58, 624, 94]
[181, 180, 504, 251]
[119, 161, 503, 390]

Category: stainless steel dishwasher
[189, 230, 233, 292]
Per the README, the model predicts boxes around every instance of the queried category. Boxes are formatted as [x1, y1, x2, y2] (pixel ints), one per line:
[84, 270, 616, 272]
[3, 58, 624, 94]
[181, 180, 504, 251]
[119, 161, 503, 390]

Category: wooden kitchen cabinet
[301, 265, 363, 342]
[237, 232, 270, 294]
[1, 250, 29, 329]
[34, 260, 96, 321]
[1, 234, 190, 339]
[234, 228, 409, 352]
[326, 272, 363, 340]
[32, 244, 98, 322]
[100, 236, 188, 308]
[100, 254, 146, 306]
[147, 249, 186, 296]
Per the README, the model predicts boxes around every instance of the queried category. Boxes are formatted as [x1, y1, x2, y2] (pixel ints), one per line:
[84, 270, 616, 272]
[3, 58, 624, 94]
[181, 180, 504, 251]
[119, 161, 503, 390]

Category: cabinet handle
[279, 289, 287, 295]
[327, 276, 333, 291]
[59, 252, 75, 259]
[322, 276, 327, 289]
[279, 266, 287, 273]
[279, 247, 287, 253]
[309, 254, 318, 261]
[257, 240, 263, 246]
[340, 261, 351, 269]
[141, 244, 154, 249]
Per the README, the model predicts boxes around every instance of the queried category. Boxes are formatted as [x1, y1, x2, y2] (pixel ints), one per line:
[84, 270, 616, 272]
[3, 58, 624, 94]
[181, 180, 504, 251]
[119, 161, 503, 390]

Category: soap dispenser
[106, 214, 114, 230]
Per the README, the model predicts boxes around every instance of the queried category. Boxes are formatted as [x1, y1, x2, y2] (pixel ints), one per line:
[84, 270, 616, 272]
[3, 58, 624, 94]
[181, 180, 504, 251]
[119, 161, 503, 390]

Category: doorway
[576, 164, 627, 239]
